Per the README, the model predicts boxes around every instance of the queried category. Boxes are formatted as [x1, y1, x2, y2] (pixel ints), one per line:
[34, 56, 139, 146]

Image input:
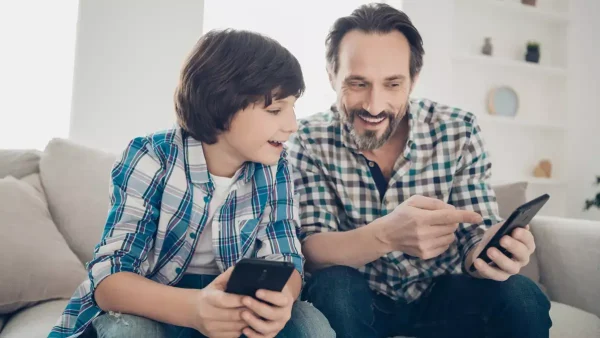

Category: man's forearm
[302, 218, 390, 271]
[94, 272, 197, 328]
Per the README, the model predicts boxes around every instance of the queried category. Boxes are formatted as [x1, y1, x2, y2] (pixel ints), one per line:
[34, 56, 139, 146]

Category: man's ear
[409, 72, 420, 94]
[327, 66, 336, 91]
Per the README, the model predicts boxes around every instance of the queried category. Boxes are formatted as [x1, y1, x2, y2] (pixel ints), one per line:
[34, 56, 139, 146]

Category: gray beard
[344, 110, 404, 150]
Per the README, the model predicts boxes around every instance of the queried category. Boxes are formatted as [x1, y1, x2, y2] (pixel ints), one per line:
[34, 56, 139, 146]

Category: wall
[565, 0, 600, 220]
[69, 0, 205, 153]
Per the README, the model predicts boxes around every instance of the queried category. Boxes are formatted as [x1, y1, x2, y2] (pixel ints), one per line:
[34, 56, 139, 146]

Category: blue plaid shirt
[50, 128, 303, 337]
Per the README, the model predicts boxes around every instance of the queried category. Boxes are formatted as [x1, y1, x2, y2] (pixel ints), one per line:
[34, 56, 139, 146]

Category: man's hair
[175, 29, 305, 144]
[325, 3, 424, 80]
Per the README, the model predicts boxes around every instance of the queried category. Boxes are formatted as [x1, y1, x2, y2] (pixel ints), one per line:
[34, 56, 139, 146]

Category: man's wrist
[369, 217, 393, 256]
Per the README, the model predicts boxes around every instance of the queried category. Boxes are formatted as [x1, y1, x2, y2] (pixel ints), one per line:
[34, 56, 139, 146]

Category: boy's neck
[201, 141, 244, 178]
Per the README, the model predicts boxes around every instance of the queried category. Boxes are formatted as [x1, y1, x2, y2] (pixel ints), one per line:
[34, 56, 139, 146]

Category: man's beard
[343, 107, 405, 150]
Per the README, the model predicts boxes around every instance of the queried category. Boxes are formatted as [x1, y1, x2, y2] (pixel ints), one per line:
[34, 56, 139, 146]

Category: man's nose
[363, 88, 387, 116]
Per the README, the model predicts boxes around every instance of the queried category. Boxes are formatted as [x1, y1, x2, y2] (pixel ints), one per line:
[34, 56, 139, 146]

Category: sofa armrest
[530, 215, 600, 317]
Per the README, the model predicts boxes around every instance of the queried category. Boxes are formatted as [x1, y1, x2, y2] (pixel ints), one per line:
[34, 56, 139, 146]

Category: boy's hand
[191, 267, 248, 338]
[240, 286, 295, 338]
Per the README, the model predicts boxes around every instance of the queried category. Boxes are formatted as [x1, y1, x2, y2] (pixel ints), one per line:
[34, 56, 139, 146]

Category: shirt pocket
[235, 217, 261, 257]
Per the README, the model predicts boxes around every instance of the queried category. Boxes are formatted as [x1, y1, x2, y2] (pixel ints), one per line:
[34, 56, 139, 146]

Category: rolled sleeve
[287, 133, 340, 241]
[87, 137, 165, 296]
[255, 156, 305, 277]
[449, 118, 502, 268]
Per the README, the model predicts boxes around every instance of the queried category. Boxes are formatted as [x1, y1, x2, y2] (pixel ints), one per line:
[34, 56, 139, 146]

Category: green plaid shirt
[288, 98, 501, 302]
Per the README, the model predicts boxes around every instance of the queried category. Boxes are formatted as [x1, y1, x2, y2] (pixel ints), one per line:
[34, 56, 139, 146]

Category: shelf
[456, 0, 570, 24]
[453, 54, 567, 77]
[477, 114, 566, 131]
[492, 177, 565, 186]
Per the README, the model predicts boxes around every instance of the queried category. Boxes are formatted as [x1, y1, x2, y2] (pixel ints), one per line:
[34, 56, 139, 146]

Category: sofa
[0, 138, 599, 338]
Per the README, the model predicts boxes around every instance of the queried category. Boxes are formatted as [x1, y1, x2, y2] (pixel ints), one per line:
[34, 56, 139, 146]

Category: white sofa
[0, 138, 599, 337]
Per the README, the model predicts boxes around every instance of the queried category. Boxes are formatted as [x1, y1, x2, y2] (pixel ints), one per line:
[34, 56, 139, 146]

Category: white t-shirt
[186, 173, 236, 275]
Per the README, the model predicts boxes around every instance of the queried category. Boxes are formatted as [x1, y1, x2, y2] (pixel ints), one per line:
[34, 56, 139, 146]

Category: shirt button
[203, 195, 211, 203]
[189, 232, 196, 239]
[368, 161, 375, 167]
[175, 267, 182, 274]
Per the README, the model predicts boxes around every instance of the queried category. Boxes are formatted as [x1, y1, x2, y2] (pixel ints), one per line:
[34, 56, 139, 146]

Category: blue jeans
[302, 266, 551, 338]
[88, 275, 334, 338]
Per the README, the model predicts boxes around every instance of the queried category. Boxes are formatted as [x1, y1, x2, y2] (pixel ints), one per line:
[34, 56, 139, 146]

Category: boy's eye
[267, 109, 281, 115]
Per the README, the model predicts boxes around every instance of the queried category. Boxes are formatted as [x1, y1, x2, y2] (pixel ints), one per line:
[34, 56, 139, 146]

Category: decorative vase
[522, 0, 537, 6]
[481, 37, 493, 56]
[525, 45, 540, 63]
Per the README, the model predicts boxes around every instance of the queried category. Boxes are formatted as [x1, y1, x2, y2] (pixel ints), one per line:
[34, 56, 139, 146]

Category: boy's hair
[175, 29, 305, 144]
[325, 3, 424, 80]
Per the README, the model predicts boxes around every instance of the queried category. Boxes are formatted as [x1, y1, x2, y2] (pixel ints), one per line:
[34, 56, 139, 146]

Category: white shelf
[453, 54, 567, 77]
[456, 0, 570, 24]
[492, 177, 565, 186]
[477, 114, 566, 131]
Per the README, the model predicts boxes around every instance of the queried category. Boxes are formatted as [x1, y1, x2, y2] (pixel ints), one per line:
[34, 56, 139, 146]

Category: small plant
[584, 176, 600, 211]
[527, 41, 540, 51]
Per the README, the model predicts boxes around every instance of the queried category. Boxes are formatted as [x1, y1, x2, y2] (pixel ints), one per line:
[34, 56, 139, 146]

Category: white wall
[565, 0, 600, 220]
[69, 0, 205, 153]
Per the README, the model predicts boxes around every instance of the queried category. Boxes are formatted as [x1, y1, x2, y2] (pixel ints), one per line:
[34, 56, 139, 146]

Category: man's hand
[375, 195, 483, 259]
[191, 267, 248, 338]
[240, 286, 295, 338]
[466, 222, 536, 281]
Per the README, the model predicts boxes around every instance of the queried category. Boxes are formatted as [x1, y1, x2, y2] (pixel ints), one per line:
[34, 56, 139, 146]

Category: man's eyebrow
[344, 75, 369, 82]
[384, 74, 407, 81]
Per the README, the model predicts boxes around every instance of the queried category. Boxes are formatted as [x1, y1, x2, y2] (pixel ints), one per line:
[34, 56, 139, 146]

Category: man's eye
[351, 82, 366, 88]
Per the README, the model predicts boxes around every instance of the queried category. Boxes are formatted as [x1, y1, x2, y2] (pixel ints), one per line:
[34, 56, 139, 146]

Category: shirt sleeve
[255, 155, 305, 277]
[286, 132, 340, 242]
[87, 137, 166, 297]
[449, 117, 502, 269]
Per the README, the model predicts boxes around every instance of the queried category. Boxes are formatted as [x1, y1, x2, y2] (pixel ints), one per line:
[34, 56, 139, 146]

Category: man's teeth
[269, 140, 282, 144]
[359, 115, 385, 123]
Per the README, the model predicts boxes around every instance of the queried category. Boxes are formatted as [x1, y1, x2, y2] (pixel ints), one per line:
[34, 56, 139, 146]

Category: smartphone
[225, 258, 295, 298]
[469, 193, 550, 273]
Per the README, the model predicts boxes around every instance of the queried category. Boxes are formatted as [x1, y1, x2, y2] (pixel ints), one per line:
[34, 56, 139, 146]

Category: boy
[50, 29, 334, 338]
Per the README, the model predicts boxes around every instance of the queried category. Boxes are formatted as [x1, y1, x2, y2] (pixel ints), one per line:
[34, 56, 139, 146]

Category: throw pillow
[0, 150, 41, 179]
[40, 138, 117, 264]
[0, 176, 87, 314]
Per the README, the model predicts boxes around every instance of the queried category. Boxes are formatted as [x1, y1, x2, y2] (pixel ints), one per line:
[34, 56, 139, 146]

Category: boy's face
[221, 95, 298, 165]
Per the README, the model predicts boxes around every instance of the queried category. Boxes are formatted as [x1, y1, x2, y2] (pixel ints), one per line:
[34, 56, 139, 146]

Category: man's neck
[362, 116, 410, 180]
[201, 141, 244, 178]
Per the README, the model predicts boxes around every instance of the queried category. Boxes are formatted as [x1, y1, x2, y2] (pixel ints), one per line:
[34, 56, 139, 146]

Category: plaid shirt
[287, 98, 501, 302]
[50, 128, 303, 337]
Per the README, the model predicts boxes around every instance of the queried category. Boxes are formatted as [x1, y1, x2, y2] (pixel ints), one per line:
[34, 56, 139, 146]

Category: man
[288, 3, 551, 338]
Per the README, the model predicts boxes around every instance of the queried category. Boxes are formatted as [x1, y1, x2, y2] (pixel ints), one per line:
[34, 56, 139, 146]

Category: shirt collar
[181, 128, 255, 186]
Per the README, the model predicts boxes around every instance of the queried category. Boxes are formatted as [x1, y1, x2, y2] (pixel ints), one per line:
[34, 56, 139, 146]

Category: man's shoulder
[412, 98, 477, 129]
[288, 111, 344, 161]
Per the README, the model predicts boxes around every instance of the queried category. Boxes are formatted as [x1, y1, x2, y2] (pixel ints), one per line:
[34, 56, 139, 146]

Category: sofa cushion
[0, 150, 41, 179]
[0, 300, 69, 338]
[492, 181, 544, 292]
[40, 138, 117, 264]
[0, 176, 87, 314]
[549, 301, 600, 338]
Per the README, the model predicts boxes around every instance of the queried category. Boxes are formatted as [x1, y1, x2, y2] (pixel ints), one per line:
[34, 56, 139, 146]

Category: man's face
[330, 30, 416, 150]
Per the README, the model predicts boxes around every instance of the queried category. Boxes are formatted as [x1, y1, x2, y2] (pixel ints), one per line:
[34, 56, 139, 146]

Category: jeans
[87, 275, 334, 338]
[303, 266, 551, 338]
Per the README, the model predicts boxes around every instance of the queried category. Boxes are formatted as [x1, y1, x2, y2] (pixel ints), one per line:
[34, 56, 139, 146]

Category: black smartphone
[469, 193, 550, 273]
[225, 258, 295, 298]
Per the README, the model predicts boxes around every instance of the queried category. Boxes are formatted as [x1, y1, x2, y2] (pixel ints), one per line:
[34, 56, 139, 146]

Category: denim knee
[303, 265, 370, 303]
[277, 300, 335, 338]
[494, 275, 552, 331]
[91, 312, 168, 338]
